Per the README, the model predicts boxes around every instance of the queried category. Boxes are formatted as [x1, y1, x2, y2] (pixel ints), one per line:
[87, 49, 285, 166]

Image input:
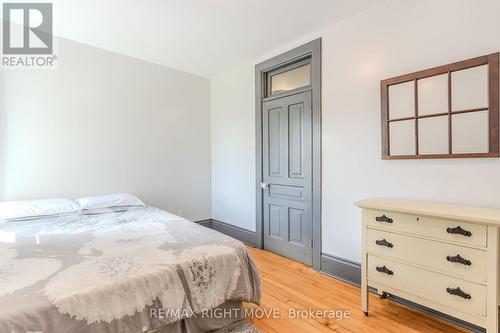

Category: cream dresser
[356, 198, 500, 332]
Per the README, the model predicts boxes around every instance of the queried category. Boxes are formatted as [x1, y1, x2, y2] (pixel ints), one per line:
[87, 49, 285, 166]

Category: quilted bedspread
[0, 207, 261, 332]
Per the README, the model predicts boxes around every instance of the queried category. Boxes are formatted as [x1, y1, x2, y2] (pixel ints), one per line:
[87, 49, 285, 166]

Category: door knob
[260, 182, 270, 189]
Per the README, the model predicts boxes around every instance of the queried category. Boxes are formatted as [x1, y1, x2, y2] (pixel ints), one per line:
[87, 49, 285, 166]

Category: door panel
[288, 104, 305, 179]
[269, 204, 284, 239]
[262, 91, 312, 265]
[289, 208, 305, 245]
[269, 184, 304, 202]
[268, 107, 285, 178]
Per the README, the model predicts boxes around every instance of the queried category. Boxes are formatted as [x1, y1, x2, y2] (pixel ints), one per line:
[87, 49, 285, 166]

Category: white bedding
[0, 207, 261, 333]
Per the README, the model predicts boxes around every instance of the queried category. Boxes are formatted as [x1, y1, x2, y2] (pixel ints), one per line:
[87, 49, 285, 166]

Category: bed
[0, 204, 261, 333]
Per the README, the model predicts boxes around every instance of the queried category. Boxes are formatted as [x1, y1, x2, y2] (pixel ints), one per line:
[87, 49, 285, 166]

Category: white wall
[0, 37, 212, 221]
[211, 66, 256, 231]
[211, 0, 500, 262]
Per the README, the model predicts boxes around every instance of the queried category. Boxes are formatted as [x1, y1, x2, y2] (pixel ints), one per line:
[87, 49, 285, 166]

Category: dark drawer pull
[446, 254, 471, 266]
[375, 239, 393, 248]
[446, 226, 472, 237]
[375, 214, 393, 223]
[375, 265, 393, 275]
[446, 287, 471, 300]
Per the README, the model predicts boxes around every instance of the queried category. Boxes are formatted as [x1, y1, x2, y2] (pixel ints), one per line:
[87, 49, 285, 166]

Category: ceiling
[55, 0, 383, 77]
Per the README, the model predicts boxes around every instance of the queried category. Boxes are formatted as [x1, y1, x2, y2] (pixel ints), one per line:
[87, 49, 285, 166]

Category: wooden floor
[244, 247, 469, 333]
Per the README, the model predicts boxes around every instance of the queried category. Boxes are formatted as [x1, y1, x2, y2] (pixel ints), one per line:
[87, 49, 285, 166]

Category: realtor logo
[2, 2, 56, 67]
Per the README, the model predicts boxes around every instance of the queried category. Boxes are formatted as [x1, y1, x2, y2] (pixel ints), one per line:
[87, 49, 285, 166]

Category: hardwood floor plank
[244, 247, 470, 332]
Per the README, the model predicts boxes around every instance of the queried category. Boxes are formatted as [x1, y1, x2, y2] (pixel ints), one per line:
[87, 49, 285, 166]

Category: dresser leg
[361, 281, 368, 314]
[485, 319, 498, 333]
[486, 226, 499, 333]
[361, 262, 368, 314]
[485, 293, 499, 333]
[361, 217, 368, 315]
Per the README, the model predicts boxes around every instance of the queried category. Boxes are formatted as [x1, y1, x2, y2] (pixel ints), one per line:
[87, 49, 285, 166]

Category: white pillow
[76, 193, 145, 211]
[0, 198, 82, 221]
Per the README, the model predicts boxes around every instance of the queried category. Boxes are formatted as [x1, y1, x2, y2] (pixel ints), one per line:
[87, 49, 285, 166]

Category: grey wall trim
[320, 254, 361, 287]
[212, 219, 256, 246]
[198, 219, 257, 247]
[320, 254, 485, 333]
[255, 38, 322, 270]
[389, 295, 484, 333]
[194, 219, 213, 228]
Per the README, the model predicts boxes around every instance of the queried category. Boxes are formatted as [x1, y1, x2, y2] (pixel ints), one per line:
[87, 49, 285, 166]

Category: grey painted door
[262, 91, 312, 265]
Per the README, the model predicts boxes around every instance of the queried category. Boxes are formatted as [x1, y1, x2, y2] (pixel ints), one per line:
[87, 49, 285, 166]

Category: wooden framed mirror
[381, 53, 499, 159]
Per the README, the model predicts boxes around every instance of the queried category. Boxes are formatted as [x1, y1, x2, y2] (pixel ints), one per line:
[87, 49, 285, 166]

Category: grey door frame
[255, 38, 321, 270]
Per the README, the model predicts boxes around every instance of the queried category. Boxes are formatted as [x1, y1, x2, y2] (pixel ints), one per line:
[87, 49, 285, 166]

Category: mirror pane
[389, 81, 415, 119]
[418, 74, 448, 115]
[418, 116, 449, 154]
[451, 65, 488, 111]
[270, 64, 310, 95]
[452, 111, 489, 153]
[389, 120, 415, 156]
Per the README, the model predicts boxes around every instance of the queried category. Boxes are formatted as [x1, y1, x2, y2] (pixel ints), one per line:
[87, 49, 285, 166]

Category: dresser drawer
[366, 229, 487, 283]
[364, 209, 487, 247]
[368, 255, 486, 316]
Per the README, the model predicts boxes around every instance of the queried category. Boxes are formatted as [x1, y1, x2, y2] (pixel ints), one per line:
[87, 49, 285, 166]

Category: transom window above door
[268, 60, 311, 96]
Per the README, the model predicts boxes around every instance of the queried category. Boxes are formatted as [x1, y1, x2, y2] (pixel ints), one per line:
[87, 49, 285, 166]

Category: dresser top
[356, 198, 500, 225]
